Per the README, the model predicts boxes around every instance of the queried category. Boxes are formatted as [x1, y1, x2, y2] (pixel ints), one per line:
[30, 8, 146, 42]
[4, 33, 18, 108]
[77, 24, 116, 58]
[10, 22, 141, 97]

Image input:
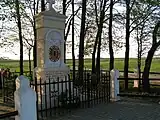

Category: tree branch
[129, 7, 158, 33]
[153, 21, 160, 45]
[66, 0, 72, 10]
[65, 6, 81, 27]
[65, 19, 72, 41]
[94, 0, 99, 26]
[129, 0, 136, 12]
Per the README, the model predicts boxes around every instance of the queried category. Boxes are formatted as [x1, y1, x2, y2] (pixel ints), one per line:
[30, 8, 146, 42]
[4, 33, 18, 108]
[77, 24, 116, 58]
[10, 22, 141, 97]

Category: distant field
[0, 58, 160, 72]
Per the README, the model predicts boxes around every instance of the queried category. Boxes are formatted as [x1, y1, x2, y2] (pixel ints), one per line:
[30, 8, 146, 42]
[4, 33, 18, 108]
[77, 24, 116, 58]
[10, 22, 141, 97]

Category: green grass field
[0, 58, 160, 72]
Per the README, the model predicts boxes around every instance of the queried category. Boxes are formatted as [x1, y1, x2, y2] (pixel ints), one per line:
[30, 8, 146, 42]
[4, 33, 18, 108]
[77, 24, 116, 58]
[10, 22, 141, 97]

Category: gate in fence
[2, 76, 17, 104]
[30, 70, 111, 119]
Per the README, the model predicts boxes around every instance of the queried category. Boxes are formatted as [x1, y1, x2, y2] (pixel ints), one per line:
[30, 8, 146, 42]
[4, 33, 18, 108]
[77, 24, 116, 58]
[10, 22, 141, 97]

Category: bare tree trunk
[95, 24, 103, 82]
[63, 0, 67, 63]
[137, 27, 143, 90]
[138, 34, 143, 90]
[41, 0, 45, 11]
[96, 35, 102, 83]
[15, 0, 23, 75]
[109, 0, 114, 71]
[142, 21, 160, 92]
[92, 0, 101, 74]
[63, 0, 66, 18]
[142, 45, 159, 92]
[137, 36, 141, 90]
[33, 0, 37, 68]
[92, 0, 107, 74]
[136, 21, 146, 90]
[78, 0, 87, 85]
[28, 48, 32, 76]
[96, 0, 107, 83]
[92, 30, 100, 74]
[72, 0, 76, 82]
[124, 0, 130, 90]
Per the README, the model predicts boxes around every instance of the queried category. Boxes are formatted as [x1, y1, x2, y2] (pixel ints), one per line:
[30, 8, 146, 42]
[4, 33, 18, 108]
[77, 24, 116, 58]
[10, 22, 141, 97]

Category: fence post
[14, 75, 37, 120]
[133, 67, 139, 88]
[110, 69, 120, 102]
[0, 72, 2, 89]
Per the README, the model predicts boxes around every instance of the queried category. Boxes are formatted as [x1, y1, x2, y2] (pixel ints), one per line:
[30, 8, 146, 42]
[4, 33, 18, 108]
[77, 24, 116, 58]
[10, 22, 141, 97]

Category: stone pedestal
[35, 68, 71, 110]
[35, 9, 67, 70]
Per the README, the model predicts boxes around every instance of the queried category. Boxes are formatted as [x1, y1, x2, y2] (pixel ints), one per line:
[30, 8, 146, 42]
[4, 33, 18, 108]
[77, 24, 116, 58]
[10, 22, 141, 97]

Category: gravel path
[45, 98, 160, 120]
[1, 98, 160, 120]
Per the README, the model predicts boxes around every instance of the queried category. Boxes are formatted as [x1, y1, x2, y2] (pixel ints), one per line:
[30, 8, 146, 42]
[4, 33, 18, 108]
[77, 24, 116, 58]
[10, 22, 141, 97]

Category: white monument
[110, 69, 120, 102]
[34, 0, 72, 110]
[35, 0, 68, 74]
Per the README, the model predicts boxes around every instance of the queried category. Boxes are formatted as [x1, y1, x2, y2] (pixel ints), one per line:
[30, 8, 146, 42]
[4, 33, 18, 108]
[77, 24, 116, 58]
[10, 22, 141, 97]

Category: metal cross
[46, 0, 55, 10]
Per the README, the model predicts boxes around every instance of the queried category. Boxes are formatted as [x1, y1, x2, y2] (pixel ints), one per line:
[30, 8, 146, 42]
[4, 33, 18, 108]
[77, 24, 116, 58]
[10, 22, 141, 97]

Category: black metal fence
[2, 76, 16, 104]
[0, 71, 31, 104]
[0, 111, 18, 119]
[0, 71, 31, 119]
[30, 70, 110, 119]
[0, 70, 110, 119]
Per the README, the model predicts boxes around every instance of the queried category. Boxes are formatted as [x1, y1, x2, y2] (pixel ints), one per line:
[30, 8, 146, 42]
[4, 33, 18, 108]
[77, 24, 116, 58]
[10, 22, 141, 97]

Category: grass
[0, 58, 160, 72]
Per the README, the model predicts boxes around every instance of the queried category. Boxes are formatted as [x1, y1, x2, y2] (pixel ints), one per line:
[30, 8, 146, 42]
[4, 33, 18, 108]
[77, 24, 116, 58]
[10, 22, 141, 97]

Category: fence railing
[119, 70, 160, 75]
[118, 77, 160, 95]
[30, 71, 110, 118]
[1, 69, 160, 119]
[0, 111, 18, 119]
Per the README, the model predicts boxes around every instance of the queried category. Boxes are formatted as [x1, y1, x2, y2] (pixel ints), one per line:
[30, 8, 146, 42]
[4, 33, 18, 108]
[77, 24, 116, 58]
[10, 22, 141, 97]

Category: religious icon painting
[49, 45, 61, 62]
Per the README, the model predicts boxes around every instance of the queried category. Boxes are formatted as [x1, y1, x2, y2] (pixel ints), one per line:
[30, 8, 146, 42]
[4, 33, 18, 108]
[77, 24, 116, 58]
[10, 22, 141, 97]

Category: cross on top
[46, 0, 55, 10]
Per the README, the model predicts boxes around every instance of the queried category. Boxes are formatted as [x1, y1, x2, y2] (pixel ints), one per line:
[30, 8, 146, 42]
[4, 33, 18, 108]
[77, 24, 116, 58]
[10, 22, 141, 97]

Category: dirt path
[0, 99, 14, 115]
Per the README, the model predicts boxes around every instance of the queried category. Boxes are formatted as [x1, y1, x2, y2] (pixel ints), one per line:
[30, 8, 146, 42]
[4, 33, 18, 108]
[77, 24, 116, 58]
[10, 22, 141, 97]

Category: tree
[122, 0, 159, 89]
[82, 0, 123, 73]
[23, 41, 33, 75]
[142, 21, 160, 92]
[1, 0, 40, 72]
[15, 0, 23, 75]
[129, 0, 160, 90]
[63, 0, 67, 63]
[108, 0, 114, 70]
[123, 0, 131, 90]
[96, 0, 108, 81]
[92, 0, 109, 74]
[41, 0, 45, 11]
[78, 0, 87, 85]
[54, 0, 79, 64]
[72, 0, 76, 83]
[33, 0, 40, 68]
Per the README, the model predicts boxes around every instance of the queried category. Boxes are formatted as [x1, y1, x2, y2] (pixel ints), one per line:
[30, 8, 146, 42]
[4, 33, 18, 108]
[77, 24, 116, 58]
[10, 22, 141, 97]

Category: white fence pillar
[110, 69, 120, 102]
[14, 75, 37, 120]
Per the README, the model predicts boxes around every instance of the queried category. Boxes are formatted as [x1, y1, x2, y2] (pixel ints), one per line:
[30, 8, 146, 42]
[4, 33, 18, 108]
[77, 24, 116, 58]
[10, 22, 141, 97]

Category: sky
[0, 36, 138, 60]
[0, 1, 159, 60]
